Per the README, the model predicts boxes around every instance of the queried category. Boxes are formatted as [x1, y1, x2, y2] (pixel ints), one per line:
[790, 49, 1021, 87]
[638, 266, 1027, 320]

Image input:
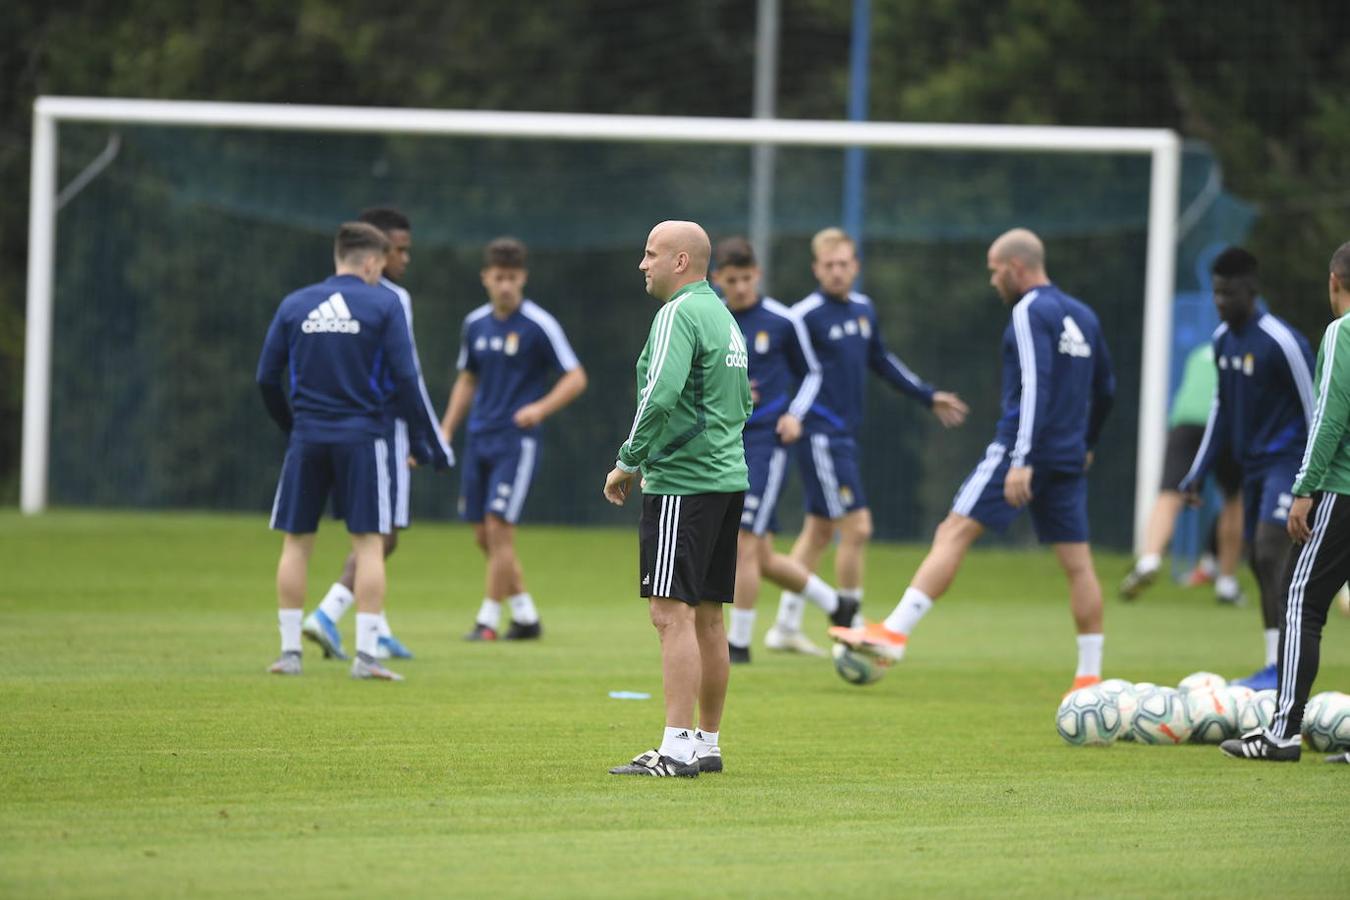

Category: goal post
[21, 95, 1180, 552]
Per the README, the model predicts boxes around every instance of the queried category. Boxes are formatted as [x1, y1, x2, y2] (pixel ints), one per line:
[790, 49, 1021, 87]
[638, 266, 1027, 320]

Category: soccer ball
[831, 642, 889, 686]
[1130, 686, 1193, 745]
[1097, 678, 1134, 702]
[1242, 689, 1278, 732]
[1056, 686, 1123, 746]
[1303, 691, 1350, 752]
[1178, 671, 1227, 694]
[1185, 688, 1240, 743]
[1113, 684, 1141, 741]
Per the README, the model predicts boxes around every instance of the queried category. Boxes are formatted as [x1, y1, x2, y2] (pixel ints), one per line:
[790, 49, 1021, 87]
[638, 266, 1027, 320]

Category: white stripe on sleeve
[1010, 291, 1040, 466]
[1259, 315, 1316, 429]
[521, 300, 581, 371]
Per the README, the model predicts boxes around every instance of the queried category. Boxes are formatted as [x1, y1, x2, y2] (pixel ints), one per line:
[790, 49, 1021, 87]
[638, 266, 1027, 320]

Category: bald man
[831, 229, 1117, 693]
[604, 220, 753, 777]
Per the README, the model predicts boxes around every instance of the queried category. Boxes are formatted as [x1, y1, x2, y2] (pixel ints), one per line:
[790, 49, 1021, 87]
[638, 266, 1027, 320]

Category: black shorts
[1161, 424, 1241, 496]
[639, 492, 744, 606]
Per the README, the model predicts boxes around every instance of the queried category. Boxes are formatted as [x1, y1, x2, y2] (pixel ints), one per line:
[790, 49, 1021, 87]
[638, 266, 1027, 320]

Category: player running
[830, 228, 1115, 693]
[303, 208, 441, 662]
[257, 222, 451, 680]
[714, 237, 853, 664]
[442, 238, 587, 641]
[1178, 247, 1314, 691]
[766, 227, 968, 654]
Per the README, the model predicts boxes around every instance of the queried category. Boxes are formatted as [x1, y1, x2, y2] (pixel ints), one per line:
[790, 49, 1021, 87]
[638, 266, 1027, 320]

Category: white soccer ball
[1303, 691, 1350, 752]
[1097, 678, 1134, 702]
[1056, 686, 1123, 746]
[1245, 689, 1278, 732]
[1184, 688, 1240, 743]
[1178, 671, 1227, 694]
[1130, 686, 1193, 745]
[831, 642, 889, 686]
[1113, 685, 1141, 742]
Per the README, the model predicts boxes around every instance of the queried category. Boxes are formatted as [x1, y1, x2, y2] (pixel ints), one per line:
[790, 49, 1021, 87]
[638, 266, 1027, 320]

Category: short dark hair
[1331, 242, 1350, 285]
[1211, 246, 1259, 279]
[484, 237, 527, 270]
[359, 206, 411, 234]
[334, 221, 390, 262]
[715, 236, 757, 269]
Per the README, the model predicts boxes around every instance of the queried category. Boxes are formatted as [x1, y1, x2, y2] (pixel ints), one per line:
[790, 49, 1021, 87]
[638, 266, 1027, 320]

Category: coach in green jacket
[604, 220, 754, 778]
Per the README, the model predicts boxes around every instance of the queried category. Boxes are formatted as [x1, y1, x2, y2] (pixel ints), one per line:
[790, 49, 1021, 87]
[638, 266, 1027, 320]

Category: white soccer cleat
[763, 624, 825, 656]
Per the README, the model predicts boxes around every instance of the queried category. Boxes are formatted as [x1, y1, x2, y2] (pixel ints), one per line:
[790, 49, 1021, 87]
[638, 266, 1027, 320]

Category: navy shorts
[459, 429, 538, 524]
[797, 431, 867, 520]
[1242, 457, 1300, 542]
[741, 428, 791, 536]
[950, 442, 1089, 543]
[270, 437, 393, 535]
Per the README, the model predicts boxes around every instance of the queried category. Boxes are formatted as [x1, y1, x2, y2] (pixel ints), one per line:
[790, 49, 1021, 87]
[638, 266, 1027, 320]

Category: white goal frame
[22, 96, 1180, 551]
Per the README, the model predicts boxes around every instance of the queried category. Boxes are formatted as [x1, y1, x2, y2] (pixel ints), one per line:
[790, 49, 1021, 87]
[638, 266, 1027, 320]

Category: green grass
[1, 510, 1347, 898]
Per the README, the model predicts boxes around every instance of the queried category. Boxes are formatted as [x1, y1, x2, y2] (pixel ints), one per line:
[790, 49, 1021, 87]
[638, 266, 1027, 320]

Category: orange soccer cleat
[1068, 674, 1102, 693]
[828, 621, 908, 662]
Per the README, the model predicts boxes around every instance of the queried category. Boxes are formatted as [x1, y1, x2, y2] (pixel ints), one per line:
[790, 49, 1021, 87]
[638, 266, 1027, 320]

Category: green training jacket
[616, 280, 753, 495]
[1293, 309, 1350, 497]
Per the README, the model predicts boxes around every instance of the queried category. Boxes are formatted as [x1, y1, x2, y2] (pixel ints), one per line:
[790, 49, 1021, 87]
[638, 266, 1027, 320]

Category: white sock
[1264, 628, 1279, 667]
[1197, 553, 1217, 577]
[317, 583, 355, 623]
[729, 608, 755, 647]
[1136, 553, 1161, 575]
[884, 586, 933, 636]
[694, 728, 719, 755]
[476, 599, 502, 629]
[508, 592, 539, 625]
[356, 612, 380, 658]
[802, 575, 840, 614]
[278, 609, 303, 653]
[376, 612, 392, 639]
[775, 591, 804, 631]
[659, 726, 696, 763]
[1216, 574, 1240, 599]
[1076, 633, 1104, 678]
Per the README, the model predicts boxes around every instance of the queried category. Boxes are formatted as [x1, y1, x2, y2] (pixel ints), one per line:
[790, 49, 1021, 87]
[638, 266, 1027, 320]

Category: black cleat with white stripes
[609, 749, 699, 777]
[1219, 729, 1301, 762]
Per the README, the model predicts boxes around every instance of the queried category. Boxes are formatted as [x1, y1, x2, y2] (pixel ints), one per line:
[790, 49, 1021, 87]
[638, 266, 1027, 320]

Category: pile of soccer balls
[1055, 672, 1350, 750]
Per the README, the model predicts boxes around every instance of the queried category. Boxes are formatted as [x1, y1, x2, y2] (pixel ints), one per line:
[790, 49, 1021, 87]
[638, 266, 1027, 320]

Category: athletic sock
[317, 583, 355, 623]
[278, 609, 303, 653]
[729, 608, 755, 648]
[1197, 553, 1218, 578]
[802, 576, 840, 614]
[1136, 553, 1161, 576]
[376, 612, 393, 639]
[1075, 633, 1104, 678]
[775, 591, 805, 631]
[355, 612, 380, 658]
[476, 599, 502, 630]
[658, 726, 696, 763]
[1264, 628, 1279, 667]
[1215, 574, 1240, 600]
[694, 729, 720, 755]
[507, 592, 539, 625]
[884, 586, 933, 636]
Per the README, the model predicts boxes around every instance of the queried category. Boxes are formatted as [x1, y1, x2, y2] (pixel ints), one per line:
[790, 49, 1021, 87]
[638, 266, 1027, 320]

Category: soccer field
[2, 511, 1346, 898]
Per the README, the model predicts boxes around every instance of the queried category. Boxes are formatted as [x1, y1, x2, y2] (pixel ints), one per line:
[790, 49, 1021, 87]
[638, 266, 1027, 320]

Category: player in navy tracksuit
[256, 222, 451, 681]
[441, 238, 588, 642]
[767, 228, 969, 654]
[712, 237, 853, 664]
[832, 229, 1116, 692]
[1178, 248, 1314, 690]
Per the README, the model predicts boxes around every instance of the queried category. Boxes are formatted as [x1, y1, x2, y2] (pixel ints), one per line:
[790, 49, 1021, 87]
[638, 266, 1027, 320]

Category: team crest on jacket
[858, 316, 871, 338]
[505, 332, 519, 356]
[1243, 353, 1254, 375]
[1057, 316, 1092, 358]
[755, 330, 770, 354]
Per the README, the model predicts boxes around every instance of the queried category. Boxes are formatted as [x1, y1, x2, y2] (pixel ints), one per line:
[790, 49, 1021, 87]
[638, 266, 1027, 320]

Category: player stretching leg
[442, 238, 587, 641]
[1178, 248, 1315, 691]
[304, 208, 442, 661]
[714, 237, 853, 663]
[767, 228, 968, 654]
[831, 229, 1116, 693]
[1223, 241, 1350, 763]
[258, 223, 450, 680]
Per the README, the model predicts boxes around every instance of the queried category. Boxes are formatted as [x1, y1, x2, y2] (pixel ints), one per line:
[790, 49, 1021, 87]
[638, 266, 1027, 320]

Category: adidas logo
[642, 574, 650, 586]
[302, 292, 361, 334]
[726, 324, 748, 369]
[1057, 315, 1090, 358]
[675, 731, 690, 740]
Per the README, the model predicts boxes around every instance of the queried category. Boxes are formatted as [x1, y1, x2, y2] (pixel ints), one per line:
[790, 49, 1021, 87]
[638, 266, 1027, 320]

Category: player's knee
[841, 514, 873, 545]
[649, 600, 693, 635]
[804, 516, 834, 549]
[934, 513, 979, 549]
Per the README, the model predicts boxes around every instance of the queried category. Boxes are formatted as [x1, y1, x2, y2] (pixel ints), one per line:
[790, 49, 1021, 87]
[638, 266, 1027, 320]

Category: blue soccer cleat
[1233, 663, 1278, 691]
[376, 634, 414, 659]
[301, 610, 348, 661]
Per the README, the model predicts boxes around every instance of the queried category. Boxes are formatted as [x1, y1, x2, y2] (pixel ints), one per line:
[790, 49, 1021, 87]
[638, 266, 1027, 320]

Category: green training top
[1293, 310, 1350, 497]
[1170, 344, 1217, 428]
[616, 280, 753, 495]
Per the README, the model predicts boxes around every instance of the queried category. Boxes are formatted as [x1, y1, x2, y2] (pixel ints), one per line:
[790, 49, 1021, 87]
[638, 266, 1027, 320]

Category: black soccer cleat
[503, 620, 542, 641]
[609, 749, 699, 777]
[463, 623, 498, 642]
[697, 747, 723, 773]
[1118, 566, 1156, 601]
[728, 643, 750, 664]
[830, 596, 861, 628]
[1219, 729, 1301, 762]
